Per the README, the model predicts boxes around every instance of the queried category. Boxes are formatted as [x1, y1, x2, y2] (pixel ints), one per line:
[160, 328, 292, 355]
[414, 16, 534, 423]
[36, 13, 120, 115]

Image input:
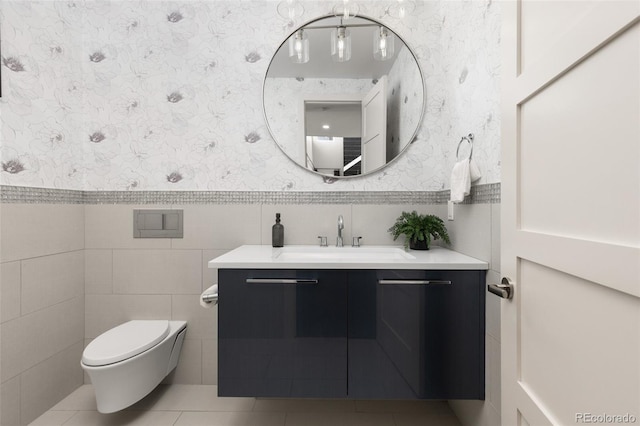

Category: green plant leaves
[387, 210, 450, 249]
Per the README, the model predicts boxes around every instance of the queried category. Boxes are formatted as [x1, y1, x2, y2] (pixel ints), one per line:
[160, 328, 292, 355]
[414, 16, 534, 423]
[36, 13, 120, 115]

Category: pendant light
[331, 26, 352, 62]
[288, 29, 309, 64]
[373, 26, 394, 61]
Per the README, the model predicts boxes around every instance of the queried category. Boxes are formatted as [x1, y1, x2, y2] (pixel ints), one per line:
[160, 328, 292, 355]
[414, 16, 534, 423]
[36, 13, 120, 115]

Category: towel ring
[456, 133, 474, 160]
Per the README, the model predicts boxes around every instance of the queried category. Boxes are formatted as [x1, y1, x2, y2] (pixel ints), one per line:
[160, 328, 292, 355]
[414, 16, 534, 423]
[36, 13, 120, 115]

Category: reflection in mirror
[264, 15, 424, 178]
[305, 101, 362, 176]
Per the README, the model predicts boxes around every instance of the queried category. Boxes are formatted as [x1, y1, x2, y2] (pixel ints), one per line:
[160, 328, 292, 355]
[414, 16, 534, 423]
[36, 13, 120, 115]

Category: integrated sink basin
[208, 245, 489, 270]
[274, 246, 416, 262]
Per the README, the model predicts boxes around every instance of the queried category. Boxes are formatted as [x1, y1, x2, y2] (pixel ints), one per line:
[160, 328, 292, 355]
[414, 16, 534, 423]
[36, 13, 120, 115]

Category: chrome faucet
[337, 215, 344, 247]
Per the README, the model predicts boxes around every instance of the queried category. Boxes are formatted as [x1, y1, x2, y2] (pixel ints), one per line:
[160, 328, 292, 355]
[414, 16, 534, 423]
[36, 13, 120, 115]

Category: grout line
[17, 293, 84, 320]
[172, 411, 184, 426]
[8, 247, 85, 264]
[109, 248, 114, 295]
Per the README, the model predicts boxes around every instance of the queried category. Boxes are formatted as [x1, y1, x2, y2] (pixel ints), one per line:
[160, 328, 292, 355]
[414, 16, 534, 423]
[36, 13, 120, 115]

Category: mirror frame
[262, 14, 426, 179]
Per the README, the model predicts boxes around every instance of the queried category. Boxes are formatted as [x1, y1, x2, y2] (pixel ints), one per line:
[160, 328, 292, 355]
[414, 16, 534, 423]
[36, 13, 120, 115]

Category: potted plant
[388, 210, 451, 250]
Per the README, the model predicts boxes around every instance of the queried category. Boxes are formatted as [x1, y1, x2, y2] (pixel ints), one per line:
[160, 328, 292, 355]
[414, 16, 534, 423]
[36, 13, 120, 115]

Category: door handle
[488, 277, 514, 300]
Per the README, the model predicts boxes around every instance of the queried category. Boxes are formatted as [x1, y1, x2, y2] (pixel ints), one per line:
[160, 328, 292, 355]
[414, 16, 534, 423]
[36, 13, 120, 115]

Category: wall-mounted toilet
[81, 320, 187, 413]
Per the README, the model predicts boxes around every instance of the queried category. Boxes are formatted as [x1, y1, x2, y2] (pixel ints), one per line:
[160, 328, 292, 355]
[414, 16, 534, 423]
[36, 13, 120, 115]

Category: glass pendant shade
[331, 26, 352, 62]
[288, 30, 309, 64]
[373, 26, 394, 61]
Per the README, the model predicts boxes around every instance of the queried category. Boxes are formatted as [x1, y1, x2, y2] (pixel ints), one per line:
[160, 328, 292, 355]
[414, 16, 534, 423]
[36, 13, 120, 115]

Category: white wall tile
[85, 205, 172, 250]
[163, 339, 202, 385]
[446, 204, 492, 263]
[112, 249, 201, 295]
[1, 261, 21, 322]
[85, 249, 113, 294]
[2, 297, 84, 383]
[1, 376, 21, 426]
[21, 250, 84, 315]
[21, 297, 84, 376]
[0, 204, 84, 263]
[261, 205, 352, 246]
[1, 317, 23, 382]
[171, 295, 216, 341]
[20, 342, 84, 425]
[203, 249, 228, 289]
[49, 384, 96, 411]
[202, 338, 218, 385]
[352, 205, 441, 246]
[171, 205, 262, 250]
[85, 294, 172, 338]
[82, 339, 92, 385]
[491, 204, 501, 272]
[447, 201, 501, 426]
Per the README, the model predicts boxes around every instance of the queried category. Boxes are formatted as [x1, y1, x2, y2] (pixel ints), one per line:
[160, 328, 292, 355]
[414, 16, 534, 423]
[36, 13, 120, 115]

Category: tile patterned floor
[29, 385, 463, 426]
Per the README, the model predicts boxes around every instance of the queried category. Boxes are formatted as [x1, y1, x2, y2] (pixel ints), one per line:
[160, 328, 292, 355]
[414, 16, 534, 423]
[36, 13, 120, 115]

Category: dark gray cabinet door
[218, 269, 348, 397]
[348, 270, 485, 399]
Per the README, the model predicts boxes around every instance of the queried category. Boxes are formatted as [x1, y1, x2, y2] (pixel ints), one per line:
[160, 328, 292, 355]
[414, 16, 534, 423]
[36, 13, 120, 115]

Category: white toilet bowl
[81, 320, 187, 413]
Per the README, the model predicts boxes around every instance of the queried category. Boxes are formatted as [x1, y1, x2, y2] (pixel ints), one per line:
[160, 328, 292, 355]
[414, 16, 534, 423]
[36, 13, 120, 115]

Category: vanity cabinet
[218, 268, 485, 400]
[348, 270, 485, 400]
[217, 269, 348, 398]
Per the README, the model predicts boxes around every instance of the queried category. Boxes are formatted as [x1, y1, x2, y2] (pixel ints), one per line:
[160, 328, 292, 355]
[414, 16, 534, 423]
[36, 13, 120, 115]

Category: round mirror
[263, 15, 424, 178]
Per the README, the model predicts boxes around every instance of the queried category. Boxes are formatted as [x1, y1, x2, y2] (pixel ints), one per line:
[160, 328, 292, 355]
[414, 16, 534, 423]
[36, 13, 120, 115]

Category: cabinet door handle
[378, 279, 452, 285]
[246, 278, 318, 284]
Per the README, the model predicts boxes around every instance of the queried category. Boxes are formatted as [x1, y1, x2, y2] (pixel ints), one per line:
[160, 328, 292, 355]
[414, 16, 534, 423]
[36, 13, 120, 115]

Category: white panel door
[500, 1, 639, 425]
[362, 76, 387, 173]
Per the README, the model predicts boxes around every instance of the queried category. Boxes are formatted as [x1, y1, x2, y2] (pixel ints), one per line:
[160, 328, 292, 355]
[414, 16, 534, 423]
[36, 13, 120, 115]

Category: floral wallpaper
[385, 44, 423, 159]
[0, 0, 500, 191]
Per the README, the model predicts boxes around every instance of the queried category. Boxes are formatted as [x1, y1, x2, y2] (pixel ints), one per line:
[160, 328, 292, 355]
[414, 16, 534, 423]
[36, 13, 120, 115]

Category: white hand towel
[450, 160, 471, 203]
[469, 158, 482, 182]
[200, 284, 218, 308]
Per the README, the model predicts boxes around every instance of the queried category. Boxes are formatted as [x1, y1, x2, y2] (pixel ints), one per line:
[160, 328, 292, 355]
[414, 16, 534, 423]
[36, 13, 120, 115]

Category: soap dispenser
[272, 213, 284, 247]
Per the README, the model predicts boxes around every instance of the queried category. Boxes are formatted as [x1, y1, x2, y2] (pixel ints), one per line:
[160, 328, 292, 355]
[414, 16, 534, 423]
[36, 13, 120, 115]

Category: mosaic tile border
[0, 186, 86, 204]
[1, 183, 500, 205]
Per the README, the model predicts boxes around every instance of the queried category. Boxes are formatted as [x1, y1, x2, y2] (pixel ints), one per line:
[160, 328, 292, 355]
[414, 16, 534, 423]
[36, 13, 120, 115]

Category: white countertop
[208, 245, 488, 270]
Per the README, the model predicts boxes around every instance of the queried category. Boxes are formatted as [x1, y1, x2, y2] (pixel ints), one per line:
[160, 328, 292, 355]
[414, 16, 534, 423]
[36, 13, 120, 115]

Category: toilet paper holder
[202, 293, 218, 304]
[200, 284, 219, 306]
